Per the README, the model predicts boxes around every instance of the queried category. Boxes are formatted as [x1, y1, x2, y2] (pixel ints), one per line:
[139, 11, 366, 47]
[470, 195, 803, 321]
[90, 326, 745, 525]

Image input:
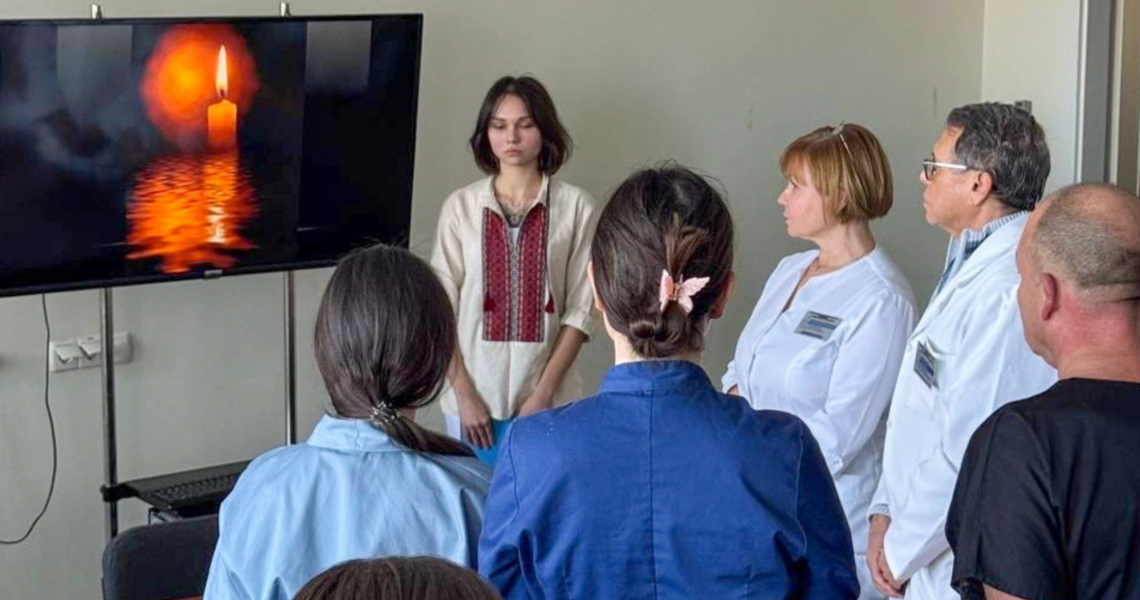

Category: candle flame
[216, 45, 228, 99]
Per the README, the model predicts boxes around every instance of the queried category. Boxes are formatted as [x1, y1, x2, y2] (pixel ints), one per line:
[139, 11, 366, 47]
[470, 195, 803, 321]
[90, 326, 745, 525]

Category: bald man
[945, 183, 1140, 600]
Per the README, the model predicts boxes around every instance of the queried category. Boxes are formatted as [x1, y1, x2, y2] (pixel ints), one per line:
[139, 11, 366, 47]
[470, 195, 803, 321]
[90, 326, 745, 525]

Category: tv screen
[0, 15, 422, 298]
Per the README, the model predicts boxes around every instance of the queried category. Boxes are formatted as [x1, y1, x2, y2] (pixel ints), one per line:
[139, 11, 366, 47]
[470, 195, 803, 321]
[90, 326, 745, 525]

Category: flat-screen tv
[0, 14, 422, 298]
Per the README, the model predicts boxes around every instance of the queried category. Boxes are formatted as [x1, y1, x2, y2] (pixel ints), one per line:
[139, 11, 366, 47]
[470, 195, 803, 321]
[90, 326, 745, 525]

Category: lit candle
[207, 45, 237, 150]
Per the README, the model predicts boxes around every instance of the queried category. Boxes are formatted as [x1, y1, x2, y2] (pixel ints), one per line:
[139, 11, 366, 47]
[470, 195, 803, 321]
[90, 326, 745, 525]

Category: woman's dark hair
[469, 75, 572, 175]
[314, 244, 473, 457]
[292, 557, 502, 600]
[590, 164, 734, 358]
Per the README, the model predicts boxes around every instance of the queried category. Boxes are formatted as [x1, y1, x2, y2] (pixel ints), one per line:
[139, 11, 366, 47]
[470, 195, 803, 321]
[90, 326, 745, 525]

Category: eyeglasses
[922, 156, 978, 180]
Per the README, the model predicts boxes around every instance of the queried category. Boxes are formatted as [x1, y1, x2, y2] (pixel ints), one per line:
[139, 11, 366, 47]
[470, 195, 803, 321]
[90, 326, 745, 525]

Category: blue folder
[470, 418, 514, 467]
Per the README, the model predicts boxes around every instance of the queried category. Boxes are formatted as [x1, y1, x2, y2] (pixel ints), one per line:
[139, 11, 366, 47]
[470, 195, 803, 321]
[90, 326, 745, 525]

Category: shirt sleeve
[478, 426, 528, 599]
[558, 190, 599, 338]
[722, 358, 739, 393]
[430, 194, 466, 313]
[947, 408, 1062, 600]
[792, 421, 861, 599]
[883, 289, 1054, 583]
[202, 534, 252, 600]
[799, 292, 915, 475]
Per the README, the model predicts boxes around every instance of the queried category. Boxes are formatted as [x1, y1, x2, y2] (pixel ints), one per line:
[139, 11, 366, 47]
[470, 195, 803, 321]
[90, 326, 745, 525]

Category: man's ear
[967, 170, 994, 207]
[1040, 271, 1059, 322]
[708, 271, 736, 319]
[588, 261, 605, 313]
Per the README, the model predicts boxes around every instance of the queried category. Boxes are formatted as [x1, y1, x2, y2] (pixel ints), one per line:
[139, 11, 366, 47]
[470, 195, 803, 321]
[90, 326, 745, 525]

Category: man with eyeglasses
[866, 102, 1057, 600]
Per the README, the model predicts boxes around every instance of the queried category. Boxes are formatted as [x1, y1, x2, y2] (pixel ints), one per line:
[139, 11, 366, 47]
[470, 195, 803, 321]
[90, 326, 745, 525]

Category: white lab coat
[870, 213, 1056, 600]
[724, 246, 917, 600]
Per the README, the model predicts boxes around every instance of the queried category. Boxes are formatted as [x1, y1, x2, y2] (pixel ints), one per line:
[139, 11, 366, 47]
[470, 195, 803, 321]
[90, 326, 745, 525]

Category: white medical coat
[724, 246, 917, 600]
[870, 213, 1056, 600]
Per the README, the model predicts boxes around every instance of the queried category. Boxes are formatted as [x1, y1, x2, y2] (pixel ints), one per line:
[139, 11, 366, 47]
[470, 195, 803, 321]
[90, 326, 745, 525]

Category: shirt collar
[598, 360, 716, 395]
[306, 414, 406, 453]
[946, 210, 1027, 268]
[479, 174, 551, 212]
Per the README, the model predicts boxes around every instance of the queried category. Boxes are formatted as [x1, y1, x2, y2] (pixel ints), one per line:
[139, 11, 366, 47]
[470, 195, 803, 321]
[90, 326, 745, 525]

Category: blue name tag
[914, 341, 938, 389]
[794, 311, 842, 341]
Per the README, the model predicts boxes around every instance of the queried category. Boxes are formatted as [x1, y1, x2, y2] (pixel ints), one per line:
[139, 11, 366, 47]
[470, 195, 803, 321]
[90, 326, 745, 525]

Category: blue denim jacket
[479, 360, 859, 600]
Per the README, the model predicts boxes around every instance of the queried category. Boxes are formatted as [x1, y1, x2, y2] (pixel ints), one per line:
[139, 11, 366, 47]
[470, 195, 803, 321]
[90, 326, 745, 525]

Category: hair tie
[370, 400, 401, 427]
[659, 269, 710, 314]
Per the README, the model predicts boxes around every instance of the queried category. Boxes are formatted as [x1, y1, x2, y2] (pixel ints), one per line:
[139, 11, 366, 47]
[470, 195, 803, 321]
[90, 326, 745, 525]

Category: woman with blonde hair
[724, 124, 917, 599]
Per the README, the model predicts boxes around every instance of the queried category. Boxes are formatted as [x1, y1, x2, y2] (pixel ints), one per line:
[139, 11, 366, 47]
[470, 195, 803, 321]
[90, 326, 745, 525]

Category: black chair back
[102, 515, 219, 600]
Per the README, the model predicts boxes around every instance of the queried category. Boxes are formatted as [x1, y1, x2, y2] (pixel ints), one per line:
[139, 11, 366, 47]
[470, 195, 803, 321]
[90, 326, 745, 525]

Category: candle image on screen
[207, 45, 237, 151]
[0, 16, 422, 299]
[129, 25, 263, 274]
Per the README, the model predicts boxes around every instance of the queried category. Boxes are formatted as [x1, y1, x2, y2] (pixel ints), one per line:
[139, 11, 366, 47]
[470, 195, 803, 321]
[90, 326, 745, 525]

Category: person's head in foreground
[589, 163, 735, 360]
[1017, 182, 1140, 374]
[315, 243, 474, 456]
[293, 557, 502, 600]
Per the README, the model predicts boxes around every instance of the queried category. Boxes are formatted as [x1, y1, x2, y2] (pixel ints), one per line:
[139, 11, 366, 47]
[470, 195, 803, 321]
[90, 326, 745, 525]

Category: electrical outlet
[48, 332, 133, 373]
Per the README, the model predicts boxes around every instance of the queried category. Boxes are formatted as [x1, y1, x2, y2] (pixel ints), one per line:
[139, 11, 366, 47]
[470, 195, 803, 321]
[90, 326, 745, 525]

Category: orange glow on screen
[139, 25, 258, 149]
[127, 152, 257, 273]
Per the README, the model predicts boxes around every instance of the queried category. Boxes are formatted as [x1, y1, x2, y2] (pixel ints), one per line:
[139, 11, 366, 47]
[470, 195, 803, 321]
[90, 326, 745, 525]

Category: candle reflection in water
[127, 151, 258, 274]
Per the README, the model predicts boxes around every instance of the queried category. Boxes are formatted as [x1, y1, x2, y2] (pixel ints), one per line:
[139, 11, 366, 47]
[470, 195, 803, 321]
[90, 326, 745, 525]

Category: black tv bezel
[0, 13, 424, 299]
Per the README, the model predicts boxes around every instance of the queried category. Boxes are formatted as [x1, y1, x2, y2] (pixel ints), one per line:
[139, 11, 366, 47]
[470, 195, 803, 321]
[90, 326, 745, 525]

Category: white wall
[982, 0, 1083, 192]
[0, 1, 987, 598]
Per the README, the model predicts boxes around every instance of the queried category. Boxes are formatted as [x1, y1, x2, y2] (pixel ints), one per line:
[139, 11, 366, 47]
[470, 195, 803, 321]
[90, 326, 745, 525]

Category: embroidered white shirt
[431, 175, 598, 419]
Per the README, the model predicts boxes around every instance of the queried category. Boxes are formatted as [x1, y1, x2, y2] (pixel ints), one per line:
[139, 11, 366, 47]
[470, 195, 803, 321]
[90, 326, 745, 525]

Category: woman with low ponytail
[478, 165, 860, 600]
[204, 244, 492, 600]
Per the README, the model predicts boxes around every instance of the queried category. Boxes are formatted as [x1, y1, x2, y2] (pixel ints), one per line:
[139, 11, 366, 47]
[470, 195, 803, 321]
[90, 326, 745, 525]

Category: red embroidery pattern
[481, 205, 548, 342]
[482, 209, 511, 341]
[517, 204, 548, 342]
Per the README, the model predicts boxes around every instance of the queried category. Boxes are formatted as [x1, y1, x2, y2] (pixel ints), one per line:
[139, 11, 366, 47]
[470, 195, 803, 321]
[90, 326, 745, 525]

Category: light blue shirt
[204, 415, 492, 600]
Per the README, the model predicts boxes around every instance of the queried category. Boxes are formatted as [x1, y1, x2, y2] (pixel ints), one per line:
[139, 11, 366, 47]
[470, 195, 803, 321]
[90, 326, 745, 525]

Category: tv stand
[98, 270, 299, 541]
[90, 3, 304, 540]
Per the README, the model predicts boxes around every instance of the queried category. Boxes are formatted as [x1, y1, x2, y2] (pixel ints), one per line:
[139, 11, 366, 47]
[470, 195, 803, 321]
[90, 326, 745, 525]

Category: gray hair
[946, 102, 1050, 211]
[1034, 183, 1140, 301]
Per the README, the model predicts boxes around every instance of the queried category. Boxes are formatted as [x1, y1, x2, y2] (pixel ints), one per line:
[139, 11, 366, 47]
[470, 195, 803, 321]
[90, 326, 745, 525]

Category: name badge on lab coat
[794, 311, 842, 341]
[914, 341, 938, 389]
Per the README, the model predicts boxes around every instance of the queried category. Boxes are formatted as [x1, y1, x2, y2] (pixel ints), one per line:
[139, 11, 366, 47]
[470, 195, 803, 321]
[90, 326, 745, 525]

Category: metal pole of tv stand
[284, 271, 298, 445]
[83, 4, 121, 544]
[100, 288, 119, 542]
[280, 3, 297, 446]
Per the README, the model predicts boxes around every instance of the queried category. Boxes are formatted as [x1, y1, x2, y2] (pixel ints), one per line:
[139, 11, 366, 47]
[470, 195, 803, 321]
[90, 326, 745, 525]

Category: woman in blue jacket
[478, 164, 859, 599]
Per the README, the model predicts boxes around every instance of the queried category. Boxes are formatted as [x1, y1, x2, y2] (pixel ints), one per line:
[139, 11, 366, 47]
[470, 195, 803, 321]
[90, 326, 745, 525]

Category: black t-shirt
[946, 378, 1140, 600]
